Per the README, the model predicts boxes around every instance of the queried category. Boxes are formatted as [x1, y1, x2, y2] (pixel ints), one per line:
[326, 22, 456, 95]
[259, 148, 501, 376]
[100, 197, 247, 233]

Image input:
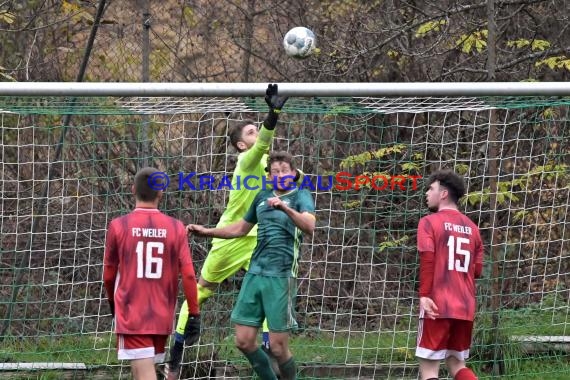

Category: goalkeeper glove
[263, 83, 288, 130]
[184, 314, 201, 346]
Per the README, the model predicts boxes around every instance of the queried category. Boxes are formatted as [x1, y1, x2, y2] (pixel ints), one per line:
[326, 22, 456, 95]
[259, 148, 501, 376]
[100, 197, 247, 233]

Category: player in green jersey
[188, 151, 316, 380]
[165, 84, 290, 379]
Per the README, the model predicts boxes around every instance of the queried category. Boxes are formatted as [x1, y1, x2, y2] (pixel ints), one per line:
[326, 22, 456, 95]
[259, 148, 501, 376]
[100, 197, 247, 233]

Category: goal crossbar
[0, 81, 569, 97]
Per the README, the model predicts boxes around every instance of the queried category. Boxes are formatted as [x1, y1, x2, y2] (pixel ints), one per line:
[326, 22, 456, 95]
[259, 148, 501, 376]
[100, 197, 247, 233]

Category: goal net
[0, 87, 568, 379]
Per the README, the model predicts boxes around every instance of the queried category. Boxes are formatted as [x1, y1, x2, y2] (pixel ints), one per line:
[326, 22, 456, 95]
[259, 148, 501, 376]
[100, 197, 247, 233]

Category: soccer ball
[283, 27, 316, 59]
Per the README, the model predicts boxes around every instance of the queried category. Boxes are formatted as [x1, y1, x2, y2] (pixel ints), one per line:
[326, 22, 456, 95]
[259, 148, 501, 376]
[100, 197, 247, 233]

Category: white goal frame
[0, 81, 569, 97]
[1, 81, 568, 379]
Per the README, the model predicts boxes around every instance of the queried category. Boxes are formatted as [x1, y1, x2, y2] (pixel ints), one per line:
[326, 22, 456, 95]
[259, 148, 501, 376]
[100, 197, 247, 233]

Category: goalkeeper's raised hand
[263, 83, 288, 130]
[184, 314, 201, 346]
[265, 83, 288, 112]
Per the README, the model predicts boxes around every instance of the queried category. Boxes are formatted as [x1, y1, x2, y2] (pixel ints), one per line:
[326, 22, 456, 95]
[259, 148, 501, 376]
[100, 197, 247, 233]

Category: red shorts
[117, 334, 168, 362]
[416, 318, 473, 361]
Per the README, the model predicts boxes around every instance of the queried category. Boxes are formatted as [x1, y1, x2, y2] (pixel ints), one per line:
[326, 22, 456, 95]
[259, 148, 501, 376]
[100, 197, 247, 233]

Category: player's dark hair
[134, 167, 160, 202]
[427, 169, 466, 204]
[229, 119, 256, 153]
[267, 151, 296, 171]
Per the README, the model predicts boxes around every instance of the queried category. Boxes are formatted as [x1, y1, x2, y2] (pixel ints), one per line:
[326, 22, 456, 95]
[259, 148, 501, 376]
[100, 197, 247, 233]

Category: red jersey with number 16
[417, 209, 483, 321]
[104, 208, 196, 335]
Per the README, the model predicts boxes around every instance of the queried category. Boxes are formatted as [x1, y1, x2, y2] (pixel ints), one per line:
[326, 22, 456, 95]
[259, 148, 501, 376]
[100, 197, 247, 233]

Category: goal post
[0, 83, 568, 379]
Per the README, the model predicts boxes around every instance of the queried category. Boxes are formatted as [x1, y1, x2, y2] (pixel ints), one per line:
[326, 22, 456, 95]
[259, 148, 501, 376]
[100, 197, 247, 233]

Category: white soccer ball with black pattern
[283, 27, 316, 59]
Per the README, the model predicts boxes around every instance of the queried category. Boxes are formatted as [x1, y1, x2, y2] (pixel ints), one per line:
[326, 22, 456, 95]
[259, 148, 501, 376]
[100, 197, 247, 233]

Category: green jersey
[243, 188, 315, 278]
[214, 126, 275, 238]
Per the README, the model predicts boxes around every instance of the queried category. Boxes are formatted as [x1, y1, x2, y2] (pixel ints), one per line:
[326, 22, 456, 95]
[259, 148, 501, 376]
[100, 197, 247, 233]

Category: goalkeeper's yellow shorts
[200, 236, 257, 284]
[175, 235, 257, 335]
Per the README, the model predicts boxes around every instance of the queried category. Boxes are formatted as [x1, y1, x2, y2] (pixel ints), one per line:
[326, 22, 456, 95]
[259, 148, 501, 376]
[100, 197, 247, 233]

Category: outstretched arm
[262, 83, 288, 132]
[239, 84, 288, 172]
[187, 219, 254, 239]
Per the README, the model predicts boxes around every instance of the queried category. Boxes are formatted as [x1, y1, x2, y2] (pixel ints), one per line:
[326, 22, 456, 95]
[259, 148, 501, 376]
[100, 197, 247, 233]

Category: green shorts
[230, 273, 298, 332]
[200, 235, 257, 284]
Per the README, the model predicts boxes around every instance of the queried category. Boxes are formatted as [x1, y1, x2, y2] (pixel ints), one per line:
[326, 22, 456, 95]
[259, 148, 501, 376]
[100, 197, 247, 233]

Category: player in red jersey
[415, 169, 483, 380]
[103, 167, 201, 380]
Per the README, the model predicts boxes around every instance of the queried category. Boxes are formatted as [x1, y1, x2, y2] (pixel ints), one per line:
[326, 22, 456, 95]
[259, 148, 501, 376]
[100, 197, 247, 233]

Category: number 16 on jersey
[136, 241, 164, 279]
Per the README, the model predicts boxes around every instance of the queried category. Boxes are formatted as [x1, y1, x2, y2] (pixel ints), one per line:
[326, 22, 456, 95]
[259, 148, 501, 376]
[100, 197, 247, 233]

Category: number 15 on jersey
[447, 235, 470, 273]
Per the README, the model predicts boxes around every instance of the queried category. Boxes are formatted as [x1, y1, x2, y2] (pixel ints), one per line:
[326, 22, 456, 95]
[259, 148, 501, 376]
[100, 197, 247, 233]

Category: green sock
[278, 356, 297, 380]
[244, 347, 278, 380]
[197, 283, 214, 306]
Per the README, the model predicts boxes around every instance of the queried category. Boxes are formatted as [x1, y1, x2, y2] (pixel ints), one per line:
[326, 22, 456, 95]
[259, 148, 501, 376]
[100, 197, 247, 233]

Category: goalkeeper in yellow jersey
[165, 84, 293, 378]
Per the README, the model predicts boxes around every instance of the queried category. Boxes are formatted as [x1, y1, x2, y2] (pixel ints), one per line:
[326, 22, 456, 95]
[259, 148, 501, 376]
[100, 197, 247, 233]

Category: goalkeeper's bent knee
[197, 283, 214, 306]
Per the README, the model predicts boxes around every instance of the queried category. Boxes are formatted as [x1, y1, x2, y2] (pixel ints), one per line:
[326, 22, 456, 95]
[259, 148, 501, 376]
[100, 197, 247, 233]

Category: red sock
[454, 367, 478, 380]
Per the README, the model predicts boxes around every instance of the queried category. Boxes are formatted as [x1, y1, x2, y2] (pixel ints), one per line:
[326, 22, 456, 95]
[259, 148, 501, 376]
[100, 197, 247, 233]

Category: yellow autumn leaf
[61, 0, 93, 23]
[535, 56, 563, 69]
[387, 50, 399, 59]
[62, 0, 80, 14]
[475, 39, 487, 52]
[415, 19, 447, 38]
[531, 39, 551, 51]
[507, 38, 550, 52]
[542, 108, 556, 119]
[463, 40, 473, 54]
[507, 39, 530, 49]
[0, 11, 16, 24]
[547, 57, 559, 69]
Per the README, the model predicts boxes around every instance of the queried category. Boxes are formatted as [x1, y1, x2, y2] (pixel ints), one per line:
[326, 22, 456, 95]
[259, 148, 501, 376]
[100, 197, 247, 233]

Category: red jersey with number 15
[417, 209, 483, 321]
[104, 208, 195, 335]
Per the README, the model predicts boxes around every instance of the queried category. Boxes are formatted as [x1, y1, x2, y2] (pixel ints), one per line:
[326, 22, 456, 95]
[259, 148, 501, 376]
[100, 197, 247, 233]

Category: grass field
[1, 297, 569, 380]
